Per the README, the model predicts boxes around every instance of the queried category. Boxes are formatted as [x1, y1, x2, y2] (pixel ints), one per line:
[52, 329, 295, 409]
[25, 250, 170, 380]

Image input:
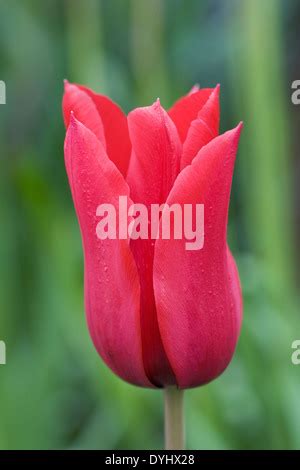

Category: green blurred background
[0, 0, 299, 450]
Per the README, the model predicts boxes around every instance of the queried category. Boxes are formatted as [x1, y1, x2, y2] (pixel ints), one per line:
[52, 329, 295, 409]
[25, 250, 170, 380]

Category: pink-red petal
[127, 99, 182, 205]
[77, 84, 131, 177]
[168, 88, 214, 143]
[181, 84, 220, 170]
[153, 124, 243, 388]
[126, 100, 182, 386]
[63, 81, 106, 147]
[64, 116, 151, 387]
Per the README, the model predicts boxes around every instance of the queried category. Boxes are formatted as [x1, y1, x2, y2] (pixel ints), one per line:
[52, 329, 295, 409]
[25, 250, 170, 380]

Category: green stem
[164, 387, 185, 450]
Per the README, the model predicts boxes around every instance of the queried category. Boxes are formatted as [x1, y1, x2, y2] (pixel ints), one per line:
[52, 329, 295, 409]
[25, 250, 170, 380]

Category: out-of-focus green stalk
[65, 0, 106, 92]
[231, 0, 295, 306]
[130, 0, 169, 105]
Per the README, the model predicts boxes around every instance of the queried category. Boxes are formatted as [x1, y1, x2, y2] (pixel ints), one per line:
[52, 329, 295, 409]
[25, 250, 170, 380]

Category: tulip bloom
[63, 82, 243, 390]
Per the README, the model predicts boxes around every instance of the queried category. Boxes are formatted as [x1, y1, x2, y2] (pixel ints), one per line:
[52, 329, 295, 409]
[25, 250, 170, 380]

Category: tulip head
[63, 82, 243, 389]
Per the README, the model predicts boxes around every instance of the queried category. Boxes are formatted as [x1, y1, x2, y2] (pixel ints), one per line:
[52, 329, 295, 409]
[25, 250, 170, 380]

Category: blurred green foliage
[0, 0, 299, 450]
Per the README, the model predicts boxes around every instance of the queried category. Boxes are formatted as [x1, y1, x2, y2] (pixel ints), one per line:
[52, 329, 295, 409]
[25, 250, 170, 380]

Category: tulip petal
[127, 99, 182, 205]
[227, 247, 243, 334]
[126, 100, 182, 386]
[63, 81, 106, 148]
[181, 85, 220, 170]
[153, 124, 243, 388]
[64, 116, 151, 387]
[168, 88, 214, 143]
[77, 84, 131, 177]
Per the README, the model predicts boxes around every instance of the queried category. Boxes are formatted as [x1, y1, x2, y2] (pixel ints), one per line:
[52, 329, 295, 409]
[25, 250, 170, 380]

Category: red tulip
[62, 82, 243, 389]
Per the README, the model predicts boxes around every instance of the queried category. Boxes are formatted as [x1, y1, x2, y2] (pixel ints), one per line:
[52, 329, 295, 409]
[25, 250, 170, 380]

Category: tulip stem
[164, 386, 185, 450]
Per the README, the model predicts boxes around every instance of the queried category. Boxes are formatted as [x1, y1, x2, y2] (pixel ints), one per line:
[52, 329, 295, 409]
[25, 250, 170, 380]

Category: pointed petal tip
[65, 111, 76, 141]
[67, 111, 82, 133]
[188, 84, 200, 95]
[128, 97, 164, 119]
[69, 109, 75, 122]
[63, 80, 80, 93]
[236, 121, 244, 135]
[208, 83, 220, 99]
[224, 122, 243, 149]
[63, 79, 71, 91]
[195, 83, 220, 121]
[228, 121, 243, 137]
[154, 97, 161, 108]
